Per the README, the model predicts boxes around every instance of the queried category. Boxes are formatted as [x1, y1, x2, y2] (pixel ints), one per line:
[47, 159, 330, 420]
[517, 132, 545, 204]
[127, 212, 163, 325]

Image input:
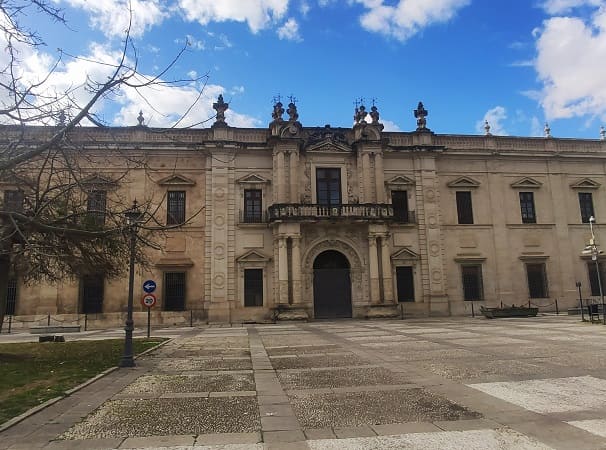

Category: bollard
[471, 301, 475, 318]
[47, 313, 51, 326]
[84, 314, 88, 331]
[528, 300, 531, 308]
[190, 310, 193, 327]
[580, 298, 585, 322]
[500, 301, 503, 308]
[555, 299, 559, 315]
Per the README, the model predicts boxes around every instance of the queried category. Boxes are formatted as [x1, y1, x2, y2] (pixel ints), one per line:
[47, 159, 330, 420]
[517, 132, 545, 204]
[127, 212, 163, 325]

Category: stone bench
[29, 325, 81, 334]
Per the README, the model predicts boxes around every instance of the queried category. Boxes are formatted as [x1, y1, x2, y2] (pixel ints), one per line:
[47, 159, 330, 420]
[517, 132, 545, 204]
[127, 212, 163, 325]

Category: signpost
[141, 293, 156, 338]
[143, 280, 157, 293]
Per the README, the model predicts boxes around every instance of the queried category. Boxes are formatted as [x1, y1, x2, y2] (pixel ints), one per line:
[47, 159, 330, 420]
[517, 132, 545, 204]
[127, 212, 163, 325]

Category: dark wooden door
[313, 250, 352, 319]
[396, 266, 415, 302]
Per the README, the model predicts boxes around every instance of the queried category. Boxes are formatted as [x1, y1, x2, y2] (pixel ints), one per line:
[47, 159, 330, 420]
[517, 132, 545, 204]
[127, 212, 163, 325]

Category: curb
[0, 337, 171, 433]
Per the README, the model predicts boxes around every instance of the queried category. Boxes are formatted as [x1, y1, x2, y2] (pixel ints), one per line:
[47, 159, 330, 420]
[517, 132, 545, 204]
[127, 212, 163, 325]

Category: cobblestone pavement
[2, 316, 606, 449]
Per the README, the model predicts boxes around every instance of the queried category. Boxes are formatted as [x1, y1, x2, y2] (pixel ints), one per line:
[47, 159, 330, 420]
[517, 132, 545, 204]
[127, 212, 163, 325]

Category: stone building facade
[3, 99, 606, 325]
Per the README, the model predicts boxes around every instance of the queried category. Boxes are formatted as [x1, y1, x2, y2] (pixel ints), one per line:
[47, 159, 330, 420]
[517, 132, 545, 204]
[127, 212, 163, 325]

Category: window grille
[244, 269, 263, 306]
[87, 190, 107, 226]
[81, 275, 104, 314]
[392, 191, 409, 223]
[579, 193, 595, 223]
[167, 191, 186, 225]
[456, 191, 474, 224]
[244, 189, 263, 223]
[526, 263, 548, 298]
[164, 272, 186, 311]
[5, 278, 17, 315]
[519, 192, 536, 223]
[461, 265, 483, 300]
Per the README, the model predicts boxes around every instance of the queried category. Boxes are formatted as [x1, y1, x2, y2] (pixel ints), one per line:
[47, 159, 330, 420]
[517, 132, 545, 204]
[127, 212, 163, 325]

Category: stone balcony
[267, 203, 416, 224]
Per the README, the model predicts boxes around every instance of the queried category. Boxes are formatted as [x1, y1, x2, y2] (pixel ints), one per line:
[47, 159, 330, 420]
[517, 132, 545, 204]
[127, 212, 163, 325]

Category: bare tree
[0, 1, 208, 329]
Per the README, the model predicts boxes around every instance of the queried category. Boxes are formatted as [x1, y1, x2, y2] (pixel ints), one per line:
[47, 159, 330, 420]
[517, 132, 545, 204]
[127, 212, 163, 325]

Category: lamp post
[120, 200, 142, 368]
[586, 216, 605, 325]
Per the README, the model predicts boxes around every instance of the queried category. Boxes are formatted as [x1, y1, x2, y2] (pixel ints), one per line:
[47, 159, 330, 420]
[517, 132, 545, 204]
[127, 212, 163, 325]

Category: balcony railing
[239, 210, 268, 224]
[268, 203, 416, 224]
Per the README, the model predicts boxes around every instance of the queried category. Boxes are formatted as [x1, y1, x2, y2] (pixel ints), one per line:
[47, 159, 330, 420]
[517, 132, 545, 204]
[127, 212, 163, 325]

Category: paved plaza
[1, 316, 606, 449]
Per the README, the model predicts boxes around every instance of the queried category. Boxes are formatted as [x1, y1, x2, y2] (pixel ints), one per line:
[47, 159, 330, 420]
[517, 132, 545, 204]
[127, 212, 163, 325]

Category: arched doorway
[313, 250, 352, 319]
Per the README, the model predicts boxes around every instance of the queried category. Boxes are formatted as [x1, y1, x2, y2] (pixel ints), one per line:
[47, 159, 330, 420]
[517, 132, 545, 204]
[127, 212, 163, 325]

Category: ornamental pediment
[391, 247, 419, 261]
[510, 177, 542, 189]
[236, 173, 271, 185]
[385, 175, 415, 187]
[570, 178, 600, 189]
[158, 174, 196, 186]
[236, 250, 271, 263]
[81, 174, 118, 190]
[306, 140, 351, 153]
[447, 176, 480, 188]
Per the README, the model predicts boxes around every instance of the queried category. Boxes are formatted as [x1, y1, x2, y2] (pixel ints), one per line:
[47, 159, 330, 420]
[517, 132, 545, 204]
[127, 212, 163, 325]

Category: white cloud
[300, 1, 311, 16]
[353, 0, 470, 41]
[277, 18, 302, 41]
[540, 0, 604, 15]
[177, 0, 289, 32]
[60, 0, 166, 38]
[530, 116, 543, 136]
[381, 119, 401, 131]
[476, 106, 508, 135]
[533, 7, 606, 121]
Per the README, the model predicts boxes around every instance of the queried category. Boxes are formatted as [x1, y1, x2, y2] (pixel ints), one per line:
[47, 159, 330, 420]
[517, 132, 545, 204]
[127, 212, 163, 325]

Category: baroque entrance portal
[313, 250, 352, 319]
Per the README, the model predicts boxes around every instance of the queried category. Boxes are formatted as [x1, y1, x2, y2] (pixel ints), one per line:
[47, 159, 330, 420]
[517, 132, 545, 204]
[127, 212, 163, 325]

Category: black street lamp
[120, 200, 143, 368]
[583, 216, 605, 325]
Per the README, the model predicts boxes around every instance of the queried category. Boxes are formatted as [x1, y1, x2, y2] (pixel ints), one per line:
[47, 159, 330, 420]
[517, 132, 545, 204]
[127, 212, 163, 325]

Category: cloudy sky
[7, 0, 606, 138]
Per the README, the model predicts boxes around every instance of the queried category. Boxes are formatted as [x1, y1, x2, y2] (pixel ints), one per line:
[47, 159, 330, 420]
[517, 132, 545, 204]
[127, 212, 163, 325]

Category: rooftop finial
[354, 97, 367, 124]
[137, 110, 145, 127]
[600, 126, 605, 141]
[484, 120, 491, 136]
[370, 105, 380, 124]
[414, 101, 429, 131]
[544, 122, 551, 138]
[271, 95, 284, 123]
[287, 96, 299, 122]
[212, 94, 229, 128]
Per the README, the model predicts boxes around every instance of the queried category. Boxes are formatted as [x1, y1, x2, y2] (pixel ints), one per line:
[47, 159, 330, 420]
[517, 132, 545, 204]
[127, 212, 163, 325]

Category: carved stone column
[277, 236, 289, 304]
[276, 150, 286, 203]
[374, 152, 385, 203]
[291, 235, 302, 304]
[290, 151, 299, 203]
[362, 152, 372, 203]
[368, 234, 380, 304]
[380, 235, 394, 303]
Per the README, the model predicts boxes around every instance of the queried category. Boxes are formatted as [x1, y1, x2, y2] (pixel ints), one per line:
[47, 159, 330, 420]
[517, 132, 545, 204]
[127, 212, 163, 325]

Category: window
[244, 269, 263, 306]
[396, 266, 415, 302]
[456, 191, 474, 224]
[3, 190, 23, 212]
[86, 190, 106, 226]
[316, 168, 341, 206]
[244, 189, 263, 223]
[461, 265, 483, 300]
[81, 275, 104, 314]
[167, 191, 186, 225]
[579, 192, 595, 223]
[164, 272, 186, 311]
[587, 262, 606, 296]
[519, 192, 536, 223]
[5, 278, 17, 315]
[392, 191, 409, 222]
[526, 263, 548, 298]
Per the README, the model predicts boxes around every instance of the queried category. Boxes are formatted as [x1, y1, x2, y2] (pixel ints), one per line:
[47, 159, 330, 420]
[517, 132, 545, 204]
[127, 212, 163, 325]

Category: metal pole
[599, 257, 606, 325]
[577, 282, 584, 321]
[555, 298, 559, 315]
[471, 301, 475, 318]
[190, 309, 193, 327]
[47, 313, 50, 326]
[147, 307, 151, 338]
[120, 222, 137, 368]
[8, 315, 12, 334]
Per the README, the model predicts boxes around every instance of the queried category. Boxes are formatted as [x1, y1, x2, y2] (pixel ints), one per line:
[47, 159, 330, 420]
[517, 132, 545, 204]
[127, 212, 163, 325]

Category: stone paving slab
[289, 389, 481, 428]
[269, 354, 368, 370]
[306, 429, 554, 449]
[157, 358, 253, 372]
[421, 359, 547, 381]
[277, 367, 408, 389]
[117, 373, 255, 396]
[61, 398, 259, 439]
[566, 419, 606, 438]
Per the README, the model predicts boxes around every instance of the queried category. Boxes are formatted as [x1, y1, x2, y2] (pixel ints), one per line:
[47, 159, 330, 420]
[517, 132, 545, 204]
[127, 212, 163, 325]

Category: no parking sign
[141, 293, 157, 308]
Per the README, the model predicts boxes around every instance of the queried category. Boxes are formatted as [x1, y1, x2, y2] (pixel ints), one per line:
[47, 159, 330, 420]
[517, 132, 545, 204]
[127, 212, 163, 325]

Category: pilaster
[380, 235, 394, 303]
[368, 234, 381, 304]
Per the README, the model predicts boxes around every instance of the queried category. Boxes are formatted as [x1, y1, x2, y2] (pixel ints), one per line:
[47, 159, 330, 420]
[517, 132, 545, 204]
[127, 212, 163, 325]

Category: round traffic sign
[143, 280, 157, 293]
[141, 293, 157, 308]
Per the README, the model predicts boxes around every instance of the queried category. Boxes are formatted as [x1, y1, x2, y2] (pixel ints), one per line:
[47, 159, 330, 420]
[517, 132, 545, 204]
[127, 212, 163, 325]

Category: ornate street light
[119, 200, 143, 368]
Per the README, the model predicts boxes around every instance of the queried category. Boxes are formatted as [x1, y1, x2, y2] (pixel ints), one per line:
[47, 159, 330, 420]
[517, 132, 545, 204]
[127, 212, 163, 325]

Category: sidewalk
[1, 316, 605, 449]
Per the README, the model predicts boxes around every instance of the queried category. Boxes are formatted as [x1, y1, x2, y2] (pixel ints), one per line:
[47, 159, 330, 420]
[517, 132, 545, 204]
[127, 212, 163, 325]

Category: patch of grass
[0, 338, 165, 424]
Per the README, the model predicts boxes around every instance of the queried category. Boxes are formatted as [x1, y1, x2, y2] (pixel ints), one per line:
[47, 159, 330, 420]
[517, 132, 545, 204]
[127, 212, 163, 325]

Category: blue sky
[8, 0, 606, 138]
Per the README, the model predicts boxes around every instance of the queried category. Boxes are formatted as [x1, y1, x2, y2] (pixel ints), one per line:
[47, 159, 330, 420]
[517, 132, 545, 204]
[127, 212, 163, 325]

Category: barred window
[86, 190, 107, 226]
[587, 262, 606, 296]
[579, 193, 595, 224]
[461, 265, 483, 301]
[164, 272, 186, 311]
[519, 192, 536, 223]
[5, 278, 17, 315]
[167, 191, 186, 225]
[244, 269, 263, 307]
[81, 275, 104, 314]
[456, 191, 474, 224]
[244, 189, 263, 223]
